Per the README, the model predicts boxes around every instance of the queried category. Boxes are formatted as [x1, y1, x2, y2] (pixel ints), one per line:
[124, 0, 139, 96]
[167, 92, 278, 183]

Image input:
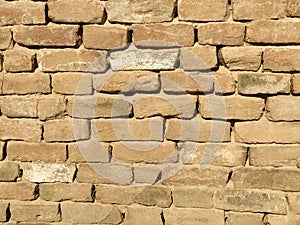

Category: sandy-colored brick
[225, 212, 264, 225]
[221, 47, 262, 71]
[123, 206, 162, 225]
[132, 23, 194, 47]
[214, 67, 236, 94]
[264, 48, 300, 72]
[134, 165, 162, 184]
[48, 0, 105, 23]
[0, 183, 37, 200]
[4, 46, 35, 72]
[106, 0, 176, 23]
[38, 95, 66, 120]
[0, 161, 19, 181]
[83, 25, 128, 50]
[0, 55, 2, 72]
[233, 0, 285, 20]
[7, 141, 66, 163]
[292, 74, 300, 94]
[0, 27, 12, 50]
[287, 0, 300, 17]
[267, 215, 289, 225]
[0, 142, 3, 160]
[0, 1, 45, 26]
[238, 73, 290, 95]
[0, 203, 8, 222]
[198, 23, 245, 46]
[0, 118, 41, 142]
[289, 194, 300, 214]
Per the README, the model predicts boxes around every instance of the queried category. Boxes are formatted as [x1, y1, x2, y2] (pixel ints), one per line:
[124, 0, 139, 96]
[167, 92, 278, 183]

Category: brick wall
[0, 0, 300, 224]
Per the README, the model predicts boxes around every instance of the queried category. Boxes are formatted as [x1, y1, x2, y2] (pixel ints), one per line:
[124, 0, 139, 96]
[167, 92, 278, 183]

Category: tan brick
[267, 215, 288, 225]
[40, 183, 92, 202]
[0, 96, 38, 118]
[132, 23, 194, 47]
[7, 141, 66, 163]
[94, 118, 163, 142]
[214, 188, 287, 214]
[214, 67, 236, 94]
[106, 0, 176, 23]
[2, 70, 51, 94]
[226, 212, 263, 225]
[221, 47, 262, 71]
[178, 0, 227, 22]
[233, 167, 300, 191]
[44, 118, 90, 142]
[0, 142, 3, 160]
[235, 118, 300, 144]
[264, 48, 300, 72]
[0, 56, 2, 72]
[38, 49, 107, 72]
[4, 46, 35, 72]
[0, 183, 37, 200]
[238, 73, 290, 95]
[288, 194, 300, 214]
[61, 202, 122, 224]
[48, 0, 105, 23]
[233, 0, 285, 20]
[38, 95, 66, 121]
[199, 95, 264, 120]
[180, 45, 218, 70]
[198, 23, 245, 46]
[10, 202, 60, 222]
[0, 118, 41, 142]
[134, 165, 162, 184]
[0, 202, 8, 222]
[292, 74, 300, 94]
[0, 1, 45, 26]
[83, 25, 128, 50]
[0, 27, 12, 49]
[287, 0, 300, 17]
[164, 208, 224, 225]
[123, 206, 162, 225]
[0, 161, 19, 181]
[161, 70, 214, 94]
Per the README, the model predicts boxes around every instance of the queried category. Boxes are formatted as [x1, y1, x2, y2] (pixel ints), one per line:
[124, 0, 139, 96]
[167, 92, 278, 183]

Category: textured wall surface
[0, 0, 300, 224]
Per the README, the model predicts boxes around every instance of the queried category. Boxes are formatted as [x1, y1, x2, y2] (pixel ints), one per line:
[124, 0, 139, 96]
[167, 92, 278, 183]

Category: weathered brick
[10, 202, 60, 222]
[4, 46, 35, 72]
[7, 142, 66, 163]
[0, 118, 41, 142]
[238, 73, 290, 95]
[221, 47, 262, 71]
[0, 142, 3, 160]
[48, 0, 105, 23]
[106, 0, 176, 23]
[267, 215, 289, 225]
[225, 212, 264, 225]
[292, 74, 300, 94]
[214, 67, 236, 94]
[0, 203, 8, 222]
[287, 0, 300, 17]
[44, 118, 90, 142]
[233, 0, 285, 20]
[38, 95, 66, 120]
[83, 25, 128, 50]
[199, 95, 264, 120]
[123, 206, 162, 225]
[289, 194, 300, 214]
[22, 163, 76, 183]
[61, 202, 122, 224]
[0, 161, 19, 181]
[134, 165, 162, 184]
[264, 48, 300, 72]
[214, 188, 287, 214]
[0, 1, 46, 26]
[132, 23, 194, 47]
[40, 183, 92, 202]
[198, 23, 245, 46]
[0, 27, 12, 50]
[0, 183, 37, 200]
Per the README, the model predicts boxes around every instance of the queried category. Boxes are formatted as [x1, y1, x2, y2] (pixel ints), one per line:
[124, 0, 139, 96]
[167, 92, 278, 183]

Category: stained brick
[38, 95, 66, 121]
[0, 182, 37, 200]
[3, 47, 35, 72]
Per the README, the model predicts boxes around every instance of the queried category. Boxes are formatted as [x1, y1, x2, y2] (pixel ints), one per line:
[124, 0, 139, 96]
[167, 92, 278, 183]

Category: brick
[0, 118, 41, 142]
[48, 0, 105, 23]
[94, 118, 164, 142]
[164, 208, 224, 225]
[4, 46, 35, 72]
[132, 23, 194, 47]
[214, 188, 287, 214]
[61, 202, 122, 224]
[94, 71, 159, 94]
[180, 45, 218, 70]
[264, 48, 300, 72]
[166, 117, 231, 142]
[133, 95, 197, 119]
[214, 67, 236, 94]
[22, 163, 76, 183]
[198, 23, 245, 46]
[287, 0, 300, 17]
[226, 212, 263, 225]
[38, 95, 66, 120]
[0, 96, 38, 118]
[44, 118, 90, 142]
[0, 1, 45, 26]
[0, 142, 3, 160]
[178, 0, 227, 22]
[123, 206, 162, 225]
[106, 0, 176, 23]
[221, 47, 262, 71]
[134, 165, 163, 184]
[235, 118, 300, 144]
[292, 74, 300, 94]
[199, 95, 264, 120]
[233, 0, 285, 20]
[83, 25, 128, 50]
[160, 70, 214, 94]
[0, 27, 12, 49]
[288, 194, 300, 214]
[0, 56, 2, 72]
[38, 49, 107, 72]
[247, 20, 300, 44]
[10, 202, 59, 222]
[112, 141, 176, 164]
[0, 203, 8, 222]
[267, 215, 289, 225]
[0, 161, 19, 181]
[14, 25, 79, 47]
[2, 70, 50, 94]
[40, 183, 92, 202]
[238, 73, 290, 95]
[7, 142, 66, 163]
[0, 183, 37, 200]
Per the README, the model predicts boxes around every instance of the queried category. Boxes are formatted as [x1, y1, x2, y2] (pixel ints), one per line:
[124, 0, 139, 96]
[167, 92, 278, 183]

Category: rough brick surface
[0, 183, 37, 200]
[226, 212, 264, 225]
[4, 47, 35, 72]
[214, 67, 236, 94]
[0, 203, 8, 222]
[123, 206, 162, 225]
[287, 0, 300, 17]
[0, 27, 12, 50]
[38, 95, 66, 120]
[0, 161, 19, 181]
